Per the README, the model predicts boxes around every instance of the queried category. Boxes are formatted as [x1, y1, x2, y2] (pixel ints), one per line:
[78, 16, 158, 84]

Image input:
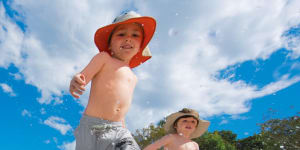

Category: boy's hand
[69, 73, 86, 99]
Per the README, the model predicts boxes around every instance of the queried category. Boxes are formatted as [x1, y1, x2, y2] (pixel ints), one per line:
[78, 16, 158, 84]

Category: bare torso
[164, 134, 199, 150]
[82, 53, 137, 122]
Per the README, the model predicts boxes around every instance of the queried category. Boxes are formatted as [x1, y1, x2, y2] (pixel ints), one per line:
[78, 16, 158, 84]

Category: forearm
[143, 135, 172, 150]
[143, 145, 160, 150]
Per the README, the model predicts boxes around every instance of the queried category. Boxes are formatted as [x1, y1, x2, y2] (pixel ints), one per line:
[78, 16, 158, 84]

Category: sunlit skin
[109, 23, 143, 63]
[144, 117, 200, 150]
[69, 23, 144, 127]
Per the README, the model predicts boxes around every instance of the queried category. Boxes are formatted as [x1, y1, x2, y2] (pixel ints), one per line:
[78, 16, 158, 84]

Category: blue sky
[1, 0, 300, 150]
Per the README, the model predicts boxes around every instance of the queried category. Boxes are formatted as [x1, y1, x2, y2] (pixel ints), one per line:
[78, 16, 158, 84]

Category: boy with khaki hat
[69, 11, 156, 150]
[144, 108, 210, 150]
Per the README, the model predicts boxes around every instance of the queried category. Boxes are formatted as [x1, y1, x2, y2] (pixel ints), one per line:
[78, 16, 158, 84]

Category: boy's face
[174, 117, 198, 136]
[109, 23, 144, 63]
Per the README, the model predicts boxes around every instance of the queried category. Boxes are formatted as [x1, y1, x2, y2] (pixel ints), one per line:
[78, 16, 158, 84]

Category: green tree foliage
[217, 130, 237, 146]
[237, 134, 264, 150]
[259, 115, 300, 150]
[133, 113, 299, 150]
[194, 132, 236, 150]
[134, 119, 166, 149]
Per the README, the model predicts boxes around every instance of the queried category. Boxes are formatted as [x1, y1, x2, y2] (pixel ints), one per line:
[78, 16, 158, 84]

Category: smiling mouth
[185, 126, 192, 129]
[121, 44, 133, 49]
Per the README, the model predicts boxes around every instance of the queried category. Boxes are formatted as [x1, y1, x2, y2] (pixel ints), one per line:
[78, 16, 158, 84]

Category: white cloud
[58, 141, 76, 150]
[0, 0, 128, 104]
[9, 72, 23, 80]
[219, 119, 229, 125]
[0, 3, 24, 68]
[44, 140, 50, 144]
[0, 83, 16, 96]
[231, 115, 248, 120]
[21, 109, 32, 117]
[43, 116, 72, 135]
[127, 0, 300, 130]
[1, 0, 300, 132]
[255, 75, 300, 97]
[40, 108, 46, 115]
[53, 97, 63, 105]
[284, 34, 300, 58]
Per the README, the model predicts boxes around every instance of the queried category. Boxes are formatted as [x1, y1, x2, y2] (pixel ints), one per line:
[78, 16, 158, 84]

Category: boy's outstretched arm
[69, 52, 109, 98]
[143, 134, 173, 150]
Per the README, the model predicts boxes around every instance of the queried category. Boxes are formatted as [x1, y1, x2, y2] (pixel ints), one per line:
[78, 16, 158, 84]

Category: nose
[187, 121, 194, 125]
[125, 38, 131, 42]
[125, 35, 132, 42]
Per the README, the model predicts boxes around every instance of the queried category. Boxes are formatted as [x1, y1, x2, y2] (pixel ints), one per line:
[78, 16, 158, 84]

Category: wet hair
[107, 22, 145, 47]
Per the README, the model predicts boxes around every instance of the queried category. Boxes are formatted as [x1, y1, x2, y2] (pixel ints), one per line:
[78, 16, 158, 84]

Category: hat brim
[164, 113, 210, 139]
[94, 17, 156, 68]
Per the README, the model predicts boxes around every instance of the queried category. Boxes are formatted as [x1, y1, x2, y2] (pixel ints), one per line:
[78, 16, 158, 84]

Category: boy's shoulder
[95, 51, 110, 59]
[91, 51, 112, 65]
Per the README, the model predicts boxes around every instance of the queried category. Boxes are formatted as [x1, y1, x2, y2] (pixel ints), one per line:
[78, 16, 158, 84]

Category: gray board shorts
[74, 114, 140, 150]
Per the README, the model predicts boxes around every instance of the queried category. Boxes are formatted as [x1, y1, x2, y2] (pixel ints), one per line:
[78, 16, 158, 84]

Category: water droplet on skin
[179, 133, 183, 136]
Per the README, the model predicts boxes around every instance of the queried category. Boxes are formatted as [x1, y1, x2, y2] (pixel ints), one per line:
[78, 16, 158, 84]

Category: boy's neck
[111, 55, 131, 66]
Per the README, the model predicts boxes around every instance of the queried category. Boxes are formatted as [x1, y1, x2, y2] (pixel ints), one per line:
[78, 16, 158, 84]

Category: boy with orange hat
[69, 11, 156, 150]
[144, 108, 210, 150]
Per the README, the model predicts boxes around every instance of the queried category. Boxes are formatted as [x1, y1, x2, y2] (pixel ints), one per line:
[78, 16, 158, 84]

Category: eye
[117, 33, 125, 36]
[191, 120, 196, 124]
[182, 120, 188, 122]
[132, 33, 140, 37]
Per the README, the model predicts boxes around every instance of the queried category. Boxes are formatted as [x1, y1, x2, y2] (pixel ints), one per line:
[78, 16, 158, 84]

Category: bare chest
[95, 62, 136, 83]
[166, 140, 197, 150]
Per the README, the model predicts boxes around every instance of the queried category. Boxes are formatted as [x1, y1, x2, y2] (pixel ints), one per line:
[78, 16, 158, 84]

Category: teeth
[121, 45, 132, 49]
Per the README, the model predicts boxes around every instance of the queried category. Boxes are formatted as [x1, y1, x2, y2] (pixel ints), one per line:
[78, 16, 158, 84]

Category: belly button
[116, 108, 120, 112]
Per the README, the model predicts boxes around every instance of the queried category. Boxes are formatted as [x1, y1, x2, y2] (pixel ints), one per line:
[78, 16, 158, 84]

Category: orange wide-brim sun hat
[94, 11, 156, 68]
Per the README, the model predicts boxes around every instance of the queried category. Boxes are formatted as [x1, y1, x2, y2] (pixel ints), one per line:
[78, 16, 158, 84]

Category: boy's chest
[99, 64, 136, 84]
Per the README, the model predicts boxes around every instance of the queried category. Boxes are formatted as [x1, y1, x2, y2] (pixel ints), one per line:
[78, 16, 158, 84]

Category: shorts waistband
[80, 114, 123, 127]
